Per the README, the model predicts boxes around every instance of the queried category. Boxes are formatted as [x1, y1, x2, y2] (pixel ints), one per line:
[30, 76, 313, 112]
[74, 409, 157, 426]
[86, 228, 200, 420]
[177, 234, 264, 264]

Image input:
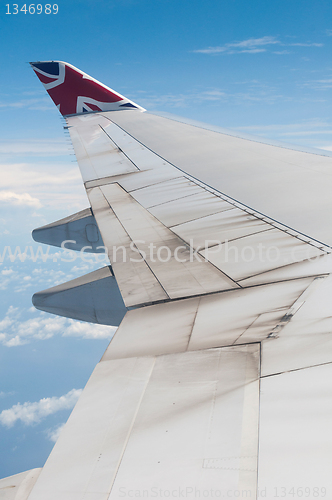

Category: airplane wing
[8, 61, 332, 500]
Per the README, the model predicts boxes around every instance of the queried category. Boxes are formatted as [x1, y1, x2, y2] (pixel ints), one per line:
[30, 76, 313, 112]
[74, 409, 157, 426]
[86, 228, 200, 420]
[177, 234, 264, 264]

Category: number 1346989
[6, 4, 58, 14]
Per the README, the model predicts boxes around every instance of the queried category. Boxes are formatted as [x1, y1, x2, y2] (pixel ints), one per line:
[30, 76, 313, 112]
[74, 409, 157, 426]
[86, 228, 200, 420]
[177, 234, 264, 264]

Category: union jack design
[30, 61, 143, 116]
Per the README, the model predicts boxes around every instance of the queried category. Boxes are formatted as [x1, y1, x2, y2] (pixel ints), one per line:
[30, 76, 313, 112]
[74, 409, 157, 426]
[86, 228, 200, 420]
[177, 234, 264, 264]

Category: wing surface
[26, 61, 332, 500]
[62, 111, 330, 308]
[107, 110, 332, 247]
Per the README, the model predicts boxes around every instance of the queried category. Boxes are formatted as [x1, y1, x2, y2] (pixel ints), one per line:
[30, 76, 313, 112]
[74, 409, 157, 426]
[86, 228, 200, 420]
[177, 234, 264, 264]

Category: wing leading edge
[24, 62, 332, 500]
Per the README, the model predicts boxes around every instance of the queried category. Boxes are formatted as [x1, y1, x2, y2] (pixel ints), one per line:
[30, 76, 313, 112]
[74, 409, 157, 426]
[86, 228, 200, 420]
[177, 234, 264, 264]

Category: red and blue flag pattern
[30, 61, 141, 116]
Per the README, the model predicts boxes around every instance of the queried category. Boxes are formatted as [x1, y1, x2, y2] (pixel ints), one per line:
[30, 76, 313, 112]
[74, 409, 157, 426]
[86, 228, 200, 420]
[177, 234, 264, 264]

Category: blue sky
[1, 0, 332, 479]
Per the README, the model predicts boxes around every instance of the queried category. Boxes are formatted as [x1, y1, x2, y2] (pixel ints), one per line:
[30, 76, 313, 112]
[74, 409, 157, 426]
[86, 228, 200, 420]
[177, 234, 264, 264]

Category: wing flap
[201, 228, 325, 283]
[88, 184, 238, 307]
[88, 186, 170, 306]
[27, 344, 260, 500]
[170, 208, 268, 248]
[103, 277, 318, 360]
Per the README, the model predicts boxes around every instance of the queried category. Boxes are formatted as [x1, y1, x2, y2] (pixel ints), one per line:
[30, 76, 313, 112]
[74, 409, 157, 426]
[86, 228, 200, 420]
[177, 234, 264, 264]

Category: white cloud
[0, 139, 70, 156]
[45, 422, 66, 442]
[289, 42, 323, 47]
[273, 50, 291, 55]
[0, 306, 18, 331]
[193, 36, 279, 54]
[0, 278, 11, 292]
[200, 89, 227, 100]
[0, 391, 15, 398]
[0, 262, 104, 292]
[303, 78, 332, 91]
[0, 97, 52, 111]
[64, 320, 116, 340]
[0, 162, 86, 209]
[139, 84, 283, 109]
[229, 36, 278, 49]
[0, 162, 81, 190]
[234, 120, 332, 137]
[0, 306, 116, 346]
[0, 389, 82, 428]
[193, 36, 323, 55]
[0, 191, 42, 208]
[231, 120, 332, 150]
[5, 335, 25, 347]
[1, 268, 14, 276]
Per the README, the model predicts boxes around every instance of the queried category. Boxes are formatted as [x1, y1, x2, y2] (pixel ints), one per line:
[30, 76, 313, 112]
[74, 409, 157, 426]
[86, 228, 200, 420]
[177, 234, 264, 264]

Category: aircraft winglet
[30, 61, 145, 116]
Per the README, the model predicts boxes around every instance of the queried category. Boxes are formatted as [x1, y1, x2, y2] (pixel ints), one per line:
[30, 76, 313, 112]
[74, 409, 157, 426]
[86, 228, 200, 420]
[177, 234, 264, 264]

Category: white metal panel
[201, 228, 325, 283]
[100, 183, 238, 299]
[101, 120, 149, 154]
[188, 278, 315, 351]
[88, 186, 168, 306]
[68, 113, 184, 189]
[149, 190, 233, 227]
[67, 113, 330, 297]
[85, 165, 182, 192]
[234, 309, 289, 345]
[104, 278, 316, 360]
[102, 298, 200, 360]
[258, 365, 332, 495]
[106, 110, 332, 247]
[130, 176, 202, 207]
[27, 357, 156, 500]
[28, 346, 260, 500]
[171, 207, 269, 249]
[101, 119, 171, 171]
[108, 346, 260, 500]
[261, 273, 332, 376]
[240, 253, 332, 286]
[75, 123, 130, 164]
[69, 122, 138, 182]
[112, 140, 164, 170]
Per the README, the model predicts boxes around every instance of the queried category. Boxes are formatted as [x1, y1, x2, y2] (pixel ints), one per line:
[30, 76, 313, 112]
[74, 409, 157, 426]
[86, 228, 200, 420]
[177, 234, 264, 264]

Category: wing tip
[30, 60, 145, 116]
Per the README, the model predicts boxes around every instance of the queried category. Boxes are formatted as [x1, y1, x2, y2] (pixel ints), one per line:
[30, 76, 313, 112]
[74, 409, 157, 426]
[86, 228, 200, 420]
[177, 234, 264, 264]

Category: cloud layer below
[0, 306, 116, 347]
[0, 191, 42, 208]
[0, 389, 82, 427]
